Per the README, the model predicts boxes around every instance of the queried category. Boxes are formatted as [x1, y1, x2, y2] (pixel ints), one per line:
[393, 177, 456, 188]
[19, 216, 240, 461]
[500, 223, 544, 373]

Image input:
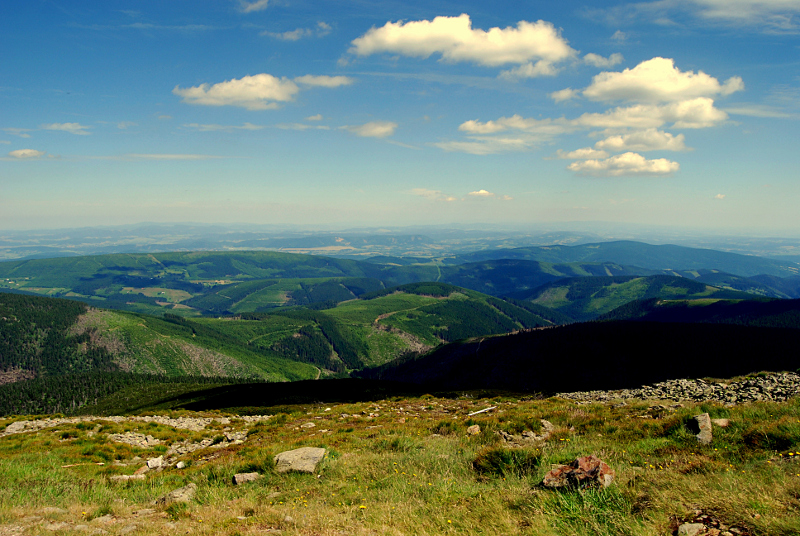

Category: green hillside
[511, 275, 753, 321]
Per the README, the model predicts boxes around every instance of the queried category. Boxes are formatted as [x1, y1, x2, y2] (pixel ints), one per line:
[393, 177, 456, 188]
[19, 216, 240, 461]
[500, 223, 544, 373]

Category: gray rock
[176, 461, 186, 469]
[40, 507, 68, 515]
[92, 515, 115, 525]
[43, 522, 71, 531]
[692, 413, 713, 445]
[677, 523, 707, 536]
[109, 474, 146, 482]
[300, 422, 316, 429]
[119, 524, 138, 534]
[232, 472, 262, 485]
[466, 424, 481, 435]
[711, 418, 731, 427]
[146, 456, 163, 469]
[274, 447, 326, 474]
[154, 483, 197, 505]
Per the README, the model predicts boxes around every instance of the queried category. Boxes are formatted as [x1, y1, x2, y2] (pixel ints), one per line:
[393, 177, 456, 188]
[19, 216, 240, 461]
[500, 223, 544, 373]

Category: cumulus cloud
[550, 88, 578, 102]
[183, 122, 265, 132]
[238, 0, 269, 13]
[349, 14, 576, 73]
[556, 148, 610, 159]
[306, 114, 323, 121]
[8, 149, 46, 159]
[262, 22, 331, 41]
[433, 136, 536, 155]
[567, 152, 679, 176]
[714, 193, 726, 199]
[468, 189, 495, 197]
[174, 73, 352, 110]
[41, 122, 91, 135]
[594, 128, 688, 151]
[611, 30, 627, 41]
[583, 57, 744, 102]
[583, 52, 624, 68]
[577, 98, 729, 129]
[345, 121, 397, 138]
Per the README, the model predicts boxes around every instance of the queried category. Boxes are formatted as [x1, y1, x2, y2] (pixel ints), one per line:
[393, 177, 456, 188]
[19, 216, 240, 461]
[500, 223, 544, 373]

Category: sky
[2, 0, 800, 232]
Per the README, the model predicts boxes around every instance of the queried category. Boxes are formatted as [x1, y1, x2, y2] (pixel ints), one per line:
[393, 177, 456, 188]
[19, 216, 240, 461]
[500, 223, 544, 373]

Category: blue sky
[2, 0, 800, 232]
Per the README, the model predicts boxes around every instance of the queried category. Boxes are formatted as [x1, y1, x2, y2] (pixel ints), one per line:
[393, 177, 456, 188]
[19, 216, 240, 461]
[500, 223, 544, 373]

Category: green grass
[1, 391, 799, 535]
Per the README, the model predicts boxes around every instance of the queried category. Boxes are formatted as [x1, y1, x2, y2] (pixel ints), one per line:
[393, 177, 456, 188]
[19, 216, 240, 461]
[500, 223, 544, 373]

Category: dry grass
[0, 395, 799, 535]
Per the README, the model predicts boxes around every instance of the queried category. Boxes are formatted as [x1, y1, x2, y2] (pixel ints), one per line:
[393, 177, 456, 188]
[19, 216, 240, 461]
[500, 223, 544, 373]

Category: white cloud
[262, 22, 331, 41]
[183, 122, 265, 132]
[2, 128, 32, 138]
[116, 121, 137, 129]
[345, 121, 397, 138]
[0, 140, 10, 144]
[499, 61, 559, 79]
[690, 0, 800, 29]
[275, 123, 330, 131]
[611, 30, 627, 41]
[714, 193, 726, 199]
[577, 98, 729, 129]
[8, 149, 46, 159]
[432, 137, 533, 155]
[594, 128, 688, 151]
[174, 73, 351, 110]
[410, 188, 458, 201]
[468, 189, 495, 197]
[349, 14, 576, 72]
[556, 148, 610, 159]
[567, 152, 679, 176]
[583, 52, 624, 68]
[158, 115, 172, 120]
[173, 74, 299, 110]
[583, 57, 744, 103]
[306, 114, 323, 121]
[550, 88, 578, 102]
[294, 75, 353, 88]
[238, 0, 269, 14]
[41, 122, 91, 135]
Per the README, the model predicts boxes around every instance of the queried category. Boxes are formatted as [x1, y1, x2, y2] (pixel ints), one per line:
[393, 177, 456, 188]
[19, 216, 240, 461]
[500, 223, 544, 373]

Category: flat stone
[711, 418, 730, 428]
[92, 515, 115, 525]
[233, 472, 262, 485]
[119, 524, 138, 534]
[154, 483, 197, 505]
[146, 456, 163, 469]
[678, 523, 707, 536]
[300, 422, 316, 429]
[274, 447, 326, 474]
[43, 522, 71, 531]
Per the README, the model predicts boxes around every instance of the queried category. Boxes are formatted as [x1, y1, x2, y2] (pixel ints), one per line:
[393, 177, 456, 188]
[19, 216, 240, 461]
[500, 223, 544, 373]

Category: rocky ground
[557, 371, 800, 405]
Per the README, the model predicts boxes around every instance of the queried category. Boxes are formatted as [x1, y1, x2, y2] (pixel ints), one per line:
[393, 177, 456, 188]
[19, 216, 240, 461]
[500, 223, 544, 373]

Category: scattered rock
[690, 413, 713, 445]
[678, 523, 707, 536]
[233, 472, 262, 485]
[283, 515, 295, 524]
[40, 507, 68, 515]
[712, 418, 731, 428]
[133, 509, 155, 516]
[119, 524, 138, 534]
[300, 422, 316, 429]
[92, 515, 115, 525]
[274, 447, 326, 474]
[466, 424, 481, 435]
[499, 419, 553, 447]
[146, 456, 163, 469]
[154, 483, 197, 505]
[542, 455, 615, 489]
[133, 466, 149, 475]
[176, 461, 186, 469]
[43, 522, 71, 531]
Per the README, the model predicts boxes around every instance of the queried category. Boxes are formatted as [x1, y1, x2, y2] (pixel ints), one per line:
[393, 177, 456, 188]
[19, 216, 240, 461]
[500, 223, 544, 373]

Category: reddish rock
[542, 455, 615, 489]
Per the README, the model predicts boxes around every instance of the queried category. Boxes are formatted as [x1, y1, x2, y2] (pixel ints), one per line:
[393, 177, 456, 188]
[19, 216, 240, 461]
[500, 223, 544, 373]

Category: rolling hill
[509, 275, 754, 321]
[449, 240, 800, 278]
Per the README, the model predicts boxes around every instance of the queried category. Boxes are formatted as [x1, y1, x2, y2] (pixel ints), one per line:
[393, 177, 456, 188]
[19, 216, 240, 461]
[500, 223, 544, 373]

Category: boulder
[542, 455, 615, 489]
[690, 413, 713, 445]
[677, 523, 707, 536]
[274, 447, 326, 474]
[146, 456, 163, 469]
[154, 483, 197, 505]
[466, 425, 481, 436]
[711, 418, 730, 428]
[232, 472, 262, 485]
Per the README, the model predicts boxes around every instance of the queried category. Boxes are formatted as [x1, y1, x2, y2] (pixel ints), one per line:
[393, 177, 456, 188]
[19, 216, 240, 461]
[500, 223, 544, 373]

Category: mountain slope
[510, 275, 754, 321]
[449, 240, 800, 278]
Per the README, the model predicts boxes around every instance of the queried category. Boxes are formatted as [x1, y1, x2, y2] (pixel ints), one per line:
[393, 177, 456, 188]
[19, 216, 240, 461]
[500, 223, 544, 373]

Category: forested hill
[509, 275, 754, 321]
[357, 321, 800, 393]
[448, 240, 800, 278]
[599, 297, 800, 328]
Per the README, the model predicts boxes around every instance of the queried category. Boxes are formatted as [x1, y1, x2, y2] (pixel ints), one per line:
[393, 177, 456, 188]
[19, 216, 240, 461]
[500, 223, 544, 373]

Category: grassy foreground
[1, 391, 799, 535]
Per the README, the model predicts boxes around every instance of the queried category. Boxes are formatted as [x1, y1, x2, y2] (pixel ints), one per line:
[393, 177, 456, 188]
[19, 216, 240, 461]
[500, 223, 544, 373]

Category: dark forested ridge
[357, 321, 800, 393]
[0, 293, 116, 379]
